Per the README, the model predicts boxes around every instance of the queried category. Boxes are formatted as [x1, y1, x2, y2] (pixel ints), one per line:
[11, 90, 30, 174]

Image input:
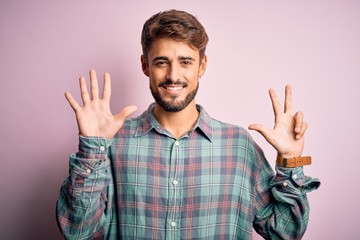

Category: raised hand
[65, 69, 137, 139]
[248, 85, 307, 158]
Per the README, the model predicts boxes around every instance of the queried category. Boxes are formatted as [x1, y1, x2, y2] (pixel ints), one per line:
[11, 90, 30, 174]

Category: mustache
[158, 80, 188, 87]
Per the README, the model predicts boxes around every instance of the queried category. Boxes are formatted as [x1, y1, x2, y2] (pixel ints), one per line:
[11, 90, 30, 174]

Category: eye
[155, 61, 168, 67]
[182, 61, 192, 65]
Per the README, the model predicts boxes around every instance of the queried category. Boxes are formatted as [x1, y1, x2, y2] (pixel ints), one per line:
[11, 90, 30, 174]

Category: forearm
[56, 136, 113, 239]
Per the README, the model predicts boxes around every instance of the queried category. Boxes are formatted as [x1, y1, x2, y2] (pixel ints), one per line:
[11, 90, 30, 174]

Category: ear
[141, 55, 150, 77]
[198, 55, 207, 78]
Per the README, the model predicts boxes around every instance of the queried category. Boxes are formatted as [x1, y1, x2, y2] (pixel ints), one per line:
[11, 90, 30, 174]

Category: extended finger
[102, 73, 111, 101]
[114, 105, 138, 127]
[79, 76, 90, 104]
[284, 85, 293, 113]
[64, 92, 81, 112]
[269, 88, 282, 118]
[248, 124, 274, 145]
[89, 69, 99, 100]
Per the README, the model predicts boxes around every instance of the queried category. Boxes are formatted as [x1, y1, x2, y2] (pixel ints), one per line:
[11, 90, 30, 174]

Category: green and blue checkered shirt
[57, 104, 320, 239]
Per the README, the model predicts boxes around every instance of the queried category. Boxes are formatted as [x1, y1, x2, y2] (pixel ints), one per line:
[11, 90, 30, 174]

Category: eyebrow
[178, 56, 196, 61]
[152, 56, 169, 63]
[152, 56, 196, 63]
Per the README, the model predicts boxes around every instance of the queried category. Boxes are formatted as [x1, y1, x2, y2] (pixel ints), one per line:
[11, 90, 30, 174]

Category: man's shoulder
[209, 117, 263, 157]
[123, 114, 143, 127]
[209, 117, 250, 139]
[210, 117, 246, 131]
[115, 114, 143, 138]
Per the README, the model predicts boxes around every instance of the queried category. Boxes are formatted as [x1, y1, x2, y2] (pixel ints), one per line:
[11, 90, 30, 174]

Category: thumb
[115, 105, 138, 127]
[248, 124, 272, 142]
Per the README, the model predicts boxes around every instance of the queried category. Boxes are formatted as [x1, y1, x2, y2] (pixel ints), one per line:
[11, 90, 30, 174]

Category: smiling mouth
[160, 81, 187, 94]
[163, 85, 184, 91]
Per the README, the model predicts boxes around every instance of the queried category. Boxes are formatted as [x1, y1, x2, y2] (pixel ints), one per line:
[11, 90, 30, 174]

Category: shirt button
[293, 174, 298, 180]
[86, 169, 91, 174]
[170, 221, 176, 227]
[283, 182, 288, 187]
[100, 146, 105, 152]
[175, 141, 179, 146]
[172, 180, 178, 186]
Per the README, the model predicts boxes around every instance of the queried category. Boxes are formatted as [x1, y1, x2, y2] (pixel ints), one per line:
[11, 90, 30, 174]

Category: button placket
[167, 139, 181, 236]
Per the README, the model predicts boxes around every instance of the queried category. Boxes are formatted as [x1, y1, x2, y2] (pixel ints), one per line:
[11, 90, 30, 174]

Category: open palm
[65, 70, 137, 139]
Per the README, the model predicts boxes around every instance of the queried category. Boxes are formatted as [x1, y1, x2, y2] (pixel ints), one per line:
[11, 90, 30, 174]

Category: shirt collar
[134, 103, 213, 142]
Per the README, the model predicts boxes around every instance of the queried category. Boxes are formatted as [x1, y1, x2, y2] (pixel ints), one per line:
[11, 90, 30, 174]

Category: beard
[150, 80, 199, 112]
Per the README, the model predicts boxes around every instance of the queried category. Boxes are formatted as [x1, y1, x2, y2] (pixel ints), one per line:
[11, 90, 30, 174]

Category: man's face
[141, 38, 207, 112]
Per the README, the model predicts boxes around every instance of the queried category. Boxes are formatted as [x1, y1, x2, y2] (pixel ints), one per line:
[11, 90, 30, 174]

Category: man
[57, 9, 320, 239]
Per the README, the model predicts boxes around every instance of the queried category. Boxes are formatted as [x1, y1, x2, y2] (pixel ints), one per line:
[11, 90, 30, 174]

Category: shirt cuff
[273, 166, 321, 194]
[68, 135, 112, 178]
[77, 135, 112, 159]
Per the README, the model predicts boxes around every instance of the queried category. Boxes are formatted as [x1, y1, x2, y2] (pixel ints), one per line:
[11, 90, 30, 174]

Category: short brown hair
[141, 9, 209, 60]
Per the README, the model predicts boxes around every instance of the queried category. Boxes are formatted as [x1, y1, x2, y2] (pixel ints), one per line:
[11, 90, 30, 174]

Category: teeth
[165, 86, 183, 91]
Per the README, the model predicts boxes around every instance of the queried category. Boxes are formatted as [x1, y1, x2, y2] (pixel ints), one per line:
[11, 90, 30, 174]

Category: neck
[153, 101, 199, 139]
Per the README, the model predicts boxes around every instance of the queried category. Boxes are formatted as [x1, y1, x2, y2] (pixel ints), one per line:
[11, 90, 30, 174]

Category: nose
[166, 65, 180, 82]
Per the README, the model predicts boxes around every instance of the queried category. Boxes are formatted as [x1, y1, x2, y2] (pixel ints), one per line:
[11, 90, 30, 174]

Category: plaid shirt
[57, 104, 320, 240]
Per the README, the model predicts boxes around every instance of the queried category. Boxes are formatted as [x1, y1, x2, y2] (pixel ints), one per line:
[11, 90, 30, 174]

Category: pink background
[1, 1, 359, 239]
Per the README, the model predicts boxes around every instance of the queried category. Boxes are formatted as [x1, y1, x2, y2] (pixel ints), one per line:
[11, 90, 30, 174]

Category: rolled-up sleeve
[56, 136, 114, 239]
[254, 160, 320, 240]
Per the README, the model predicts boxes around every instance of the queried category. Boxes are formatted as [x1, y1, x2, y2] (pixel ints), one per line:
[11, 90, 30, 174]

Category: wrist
[276, 154, 312, 168]
[277, 151, 302, 159]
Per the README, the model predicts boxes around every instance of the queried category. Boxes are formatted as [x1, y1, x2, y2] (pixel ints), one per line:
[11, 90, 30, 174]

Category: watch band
[276, 155, 312, 168]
